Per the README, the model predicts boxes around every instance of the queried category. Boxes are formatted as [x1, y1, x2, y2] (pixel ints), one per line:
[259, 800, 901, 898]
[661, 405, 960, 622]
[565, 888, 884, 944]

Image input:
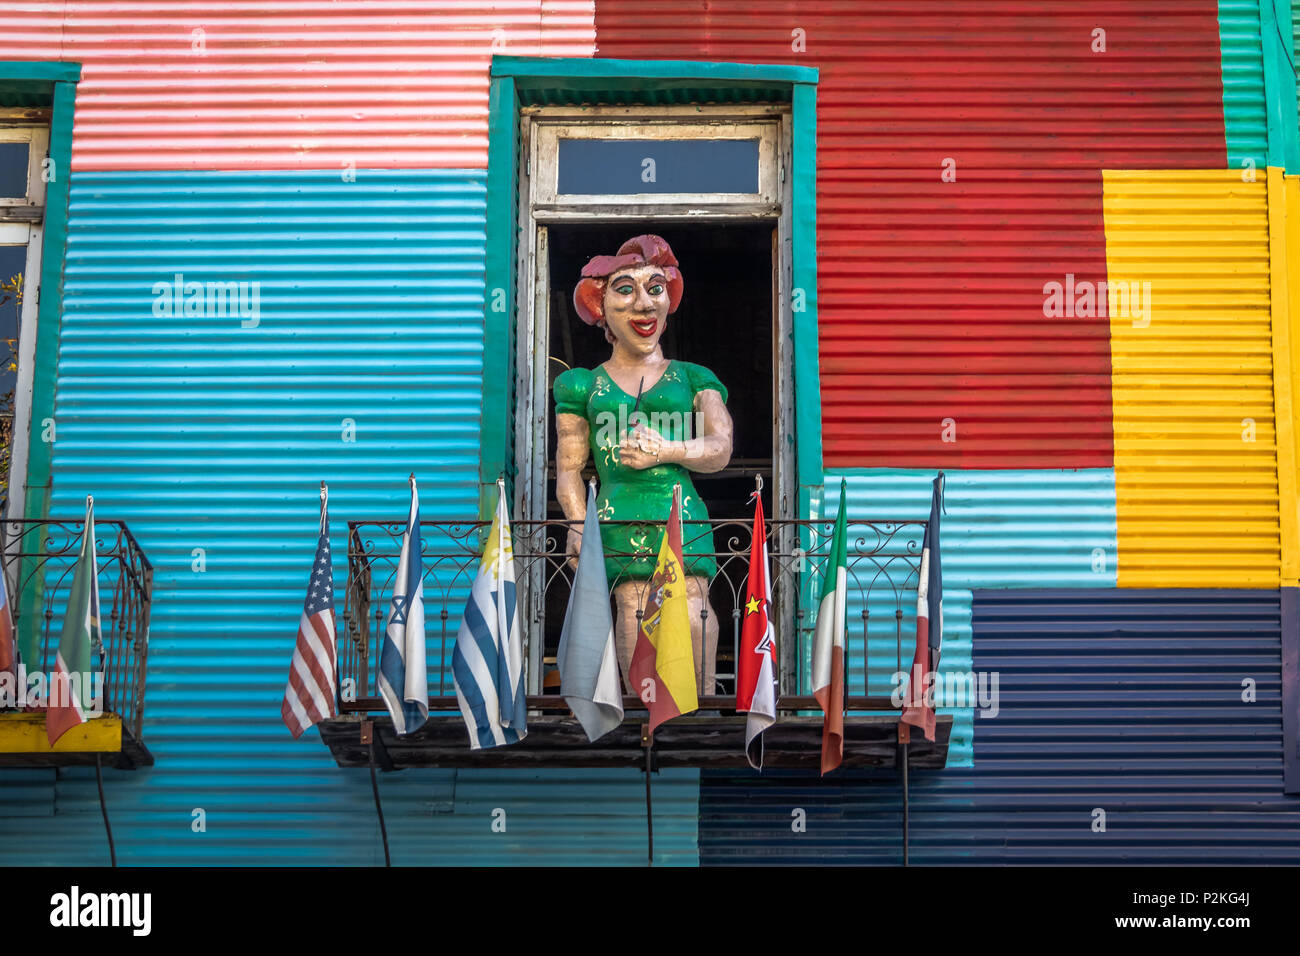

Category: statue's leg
[611, 579, 649, 694]
[686, 576, 719, 696]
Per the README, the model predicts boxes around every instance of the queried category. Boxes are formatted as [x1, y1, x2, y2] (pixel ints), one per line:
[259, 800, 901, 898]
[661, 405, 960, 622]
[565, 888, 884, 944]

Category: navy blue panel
[700, 589, 1300, 865]
[0, 141, 27, 198]
[557, 138, 759, 194]
[1283, 587, 1299, 793]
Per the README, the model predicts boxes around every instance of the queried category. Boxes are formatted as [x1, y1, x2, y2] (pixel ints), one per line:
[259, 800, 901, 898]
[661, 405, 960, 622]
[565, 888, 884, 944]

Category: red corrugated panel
[0, 0, 65, 60]
[0, 1, 595, 171]
[595, 1, 1228, 469]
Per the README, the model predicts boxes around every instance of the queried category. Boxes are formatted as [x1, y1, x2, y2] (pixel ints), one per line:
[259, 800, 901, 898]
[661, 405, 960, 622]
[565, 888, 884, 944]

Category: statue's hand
[565, 525, 583, 570]
[619, 424, 668, 471]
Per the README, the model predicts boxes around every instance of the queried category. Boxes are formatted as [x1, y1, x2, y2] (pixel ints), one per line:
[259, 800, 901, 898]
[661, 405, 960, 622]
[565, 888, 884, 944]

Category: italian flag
[46, 496, 102, 746]
[812, 480, 848, 775]
[629, 484, 698, 733]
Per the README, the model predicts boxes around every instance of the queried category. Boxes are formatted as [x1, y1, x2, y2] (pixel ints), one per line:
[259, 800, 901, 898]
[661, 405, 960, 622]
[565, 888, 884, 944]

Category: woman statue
[553, 234, 734, 695]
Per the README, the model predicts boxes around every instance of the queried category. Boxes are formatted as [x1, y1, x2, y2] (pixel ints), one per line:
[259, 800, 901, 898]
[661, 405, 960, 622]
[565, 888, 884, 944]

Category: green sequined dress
[554, 360, 727, 583]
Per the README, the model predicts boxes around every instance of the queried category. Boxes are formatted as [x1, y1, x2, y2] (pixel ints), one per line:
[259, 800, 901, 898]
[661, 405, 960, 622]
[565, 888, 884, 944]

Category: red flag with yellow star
[737, 489, 777, 768]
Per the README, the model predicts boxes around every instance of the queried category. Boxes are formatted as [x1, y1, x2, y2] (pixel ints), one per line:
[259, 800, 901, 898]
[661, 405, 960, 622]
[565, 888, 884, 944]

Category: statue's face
[601, 264, 670, 354]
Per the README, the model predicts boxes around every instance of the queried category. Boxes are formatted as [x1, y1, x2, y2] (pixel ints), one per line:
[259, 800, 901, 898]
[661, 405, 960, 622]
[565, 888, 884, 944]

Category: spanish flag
[629, 484, 698, 733]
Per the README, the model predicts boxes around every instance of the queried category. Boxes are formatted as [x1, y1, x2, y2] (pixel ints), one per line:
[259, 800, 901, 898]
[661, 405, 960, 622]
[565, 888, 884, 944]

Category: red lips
[629, 317, 659, 338]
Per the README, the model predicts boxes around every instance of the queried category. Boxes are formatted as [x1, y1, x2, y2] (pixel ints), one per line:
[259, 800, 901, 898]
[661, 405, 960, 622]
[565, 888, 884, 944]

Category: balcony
[318, 514, 951, 772]
[0, 517, 154, 769]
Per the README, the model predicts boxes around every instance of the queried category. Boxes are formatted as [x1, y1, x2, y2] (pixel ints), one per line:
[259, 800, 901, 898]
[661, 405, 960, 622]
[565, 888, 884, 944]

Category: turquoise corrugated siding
[824, 469, 1119, 769]
[1221, 0, 1270, 170]
[1294, 0, 1300, 118]
[0, 169, 698, 866]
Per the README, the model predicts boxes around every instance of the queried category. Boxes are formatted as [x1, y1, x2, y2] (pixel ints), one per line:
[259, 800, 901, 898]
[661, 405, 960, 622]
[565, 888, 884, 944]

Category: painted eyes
[612, 282, 665, 297]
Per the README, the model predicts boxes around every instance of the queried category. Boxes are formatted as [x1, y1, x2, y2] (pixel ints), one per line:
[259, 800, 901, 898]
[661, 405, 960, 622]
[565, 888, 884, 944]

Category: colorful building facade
[0, 0, 1298, 864]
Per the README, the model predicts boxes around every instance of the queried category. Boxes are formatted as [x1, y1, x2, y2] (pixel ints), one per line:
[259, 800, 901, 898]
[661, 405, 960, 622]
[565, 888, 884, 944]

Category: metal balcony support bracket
[897, 721, 910, 867]
[641, 721, 655, 868]
[362, 719, 392, 867]
[94, 753, 117, 867]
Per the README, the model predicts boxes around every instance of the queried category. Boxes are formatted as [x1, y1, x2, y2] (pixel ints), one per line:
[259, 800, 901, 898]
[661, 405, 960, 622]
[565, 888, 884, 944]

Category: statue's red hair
[573, 234, 684, 329]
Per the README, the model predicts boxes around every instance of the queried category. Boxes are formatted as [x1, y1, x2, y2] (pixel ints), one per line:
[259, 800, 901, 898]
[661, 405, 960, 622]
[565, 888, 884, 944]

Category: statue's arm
[662, 388, 732, 474]
[555, 411, 591, 562]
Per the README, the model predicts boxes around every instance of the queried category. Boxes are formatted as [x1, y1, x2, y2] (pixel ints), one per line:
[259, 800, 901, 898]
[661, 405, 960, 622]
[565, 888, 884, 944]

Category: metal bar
[95, 754, 117, 867]
[339, 693, 902, 714]
[641, 722, 654, 868]
[901, 739, 910, 867]
[366, 732, 391, 868]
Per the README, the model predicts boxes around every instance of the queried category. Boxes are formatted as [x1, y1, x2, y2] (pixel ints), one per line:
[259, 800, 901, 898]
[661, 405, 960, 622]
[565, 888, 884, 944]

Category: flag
[378, 477, 428, 736]
[281, 486, 338, 738]
[557, 481, 623, 742]
[737, 487, 776, 769]
[628, 483, 698, 734]
[46, 496, 102, 746]
[811, 479, 848, 775]
[901, 473, 945, 743]
[452, 480, 528, 749]
[0, 554, 15, 682]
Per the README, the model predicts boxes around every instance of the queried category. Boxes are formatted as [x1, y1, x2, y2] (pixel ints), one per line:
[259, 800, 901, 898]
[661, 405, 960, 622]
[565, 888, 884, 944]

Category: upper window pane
[0, 142, 28, 199]
[557, 138, 760, 195]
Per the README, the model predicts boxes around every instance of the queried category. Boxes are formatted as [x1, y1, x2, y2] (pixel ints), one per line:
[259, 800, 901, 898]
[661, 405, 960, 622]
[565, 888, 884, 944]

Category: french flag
[901, 473, 944, 743]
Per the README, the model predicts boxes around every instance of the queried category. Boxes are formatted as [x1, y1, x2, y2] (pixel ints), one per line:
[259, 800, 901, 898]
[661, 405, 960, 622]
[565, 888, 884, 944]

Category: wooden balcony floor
[318, 711, 952, 770]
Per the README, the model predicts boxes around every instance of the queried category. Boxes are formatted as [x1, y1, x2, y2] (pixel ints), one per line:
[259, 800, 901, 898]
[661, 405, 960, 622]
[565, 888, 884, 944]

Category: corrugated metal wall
[0, 0, 1289, 866]
[595, 1, 1229, 470]
[1220, 0, 1270, 171]
[0, 0, 596, 170]
[701, 589, 1300, 865]
[0, 167, 698, 865]
[1102, 170, 1279, 587]
[1294, 0, 1300, 119]
[829, 469, 1118, 769]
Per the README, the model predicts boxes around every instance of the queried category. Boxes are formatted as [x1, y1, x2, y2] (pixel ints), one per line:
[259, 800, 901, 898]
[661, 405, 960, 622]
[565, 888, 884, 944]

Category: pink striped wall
[0, 0, 595, 171]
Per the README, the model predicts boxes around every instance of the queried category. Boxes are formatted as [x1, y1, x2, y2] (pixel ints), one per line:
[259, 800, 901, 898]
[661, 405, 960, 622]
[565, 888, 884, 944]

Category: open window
[510, 105, 794, 693]
[0, 121, 49, 519]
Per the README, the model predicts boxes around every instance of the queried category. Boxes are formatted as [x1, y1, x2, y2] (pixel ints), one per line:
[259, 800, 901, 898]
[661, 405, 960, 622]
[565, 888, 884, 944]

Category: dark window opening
[542, 220, 775, 695]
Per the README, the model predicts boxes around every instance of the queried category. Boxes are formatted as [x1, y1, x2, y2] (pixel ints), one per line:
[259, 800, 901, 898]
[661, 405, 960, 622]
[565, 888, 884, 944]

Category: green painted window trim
[1262, 0, 1300, 171]
[0, 61, 80, 664]
[482, 55, 823, 521]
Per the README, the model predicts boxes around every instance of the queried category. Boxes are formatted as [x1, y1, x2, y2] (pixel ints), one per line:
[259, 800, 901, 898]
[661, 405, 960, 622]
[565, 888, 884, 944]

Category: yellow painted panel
[1103, 169, 1280, 587]
[1278, 172, 1300, 586]
[0, 712, 122, 753]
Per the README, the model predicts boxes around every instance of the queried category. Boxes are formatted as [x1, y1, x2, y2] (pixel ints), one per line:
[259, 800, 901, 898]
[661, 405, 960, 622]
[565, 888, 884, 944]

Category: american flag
[281, 488, 338, 738]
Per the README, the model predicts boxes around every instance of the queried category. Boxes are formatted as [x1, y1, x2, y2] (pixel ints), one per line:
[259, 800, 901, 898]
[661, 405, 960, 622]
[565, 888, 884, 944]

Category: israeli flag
[452, 481, 528, 749]
[378, 478, 428, 736]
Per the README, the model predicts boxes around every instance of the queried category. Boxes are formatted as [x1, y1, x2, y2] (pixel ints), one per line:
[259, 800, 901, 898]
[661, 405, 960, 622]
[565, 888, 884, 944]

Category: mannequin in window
[553, 235, 732, 695]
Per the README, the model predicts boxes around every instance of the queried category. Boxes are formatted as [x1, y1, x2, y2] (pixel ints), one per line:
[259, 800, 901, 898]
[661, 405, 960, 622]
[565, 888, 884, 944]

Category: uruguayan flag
[452, 481, 527, 749]
[378, 478, 428, 736]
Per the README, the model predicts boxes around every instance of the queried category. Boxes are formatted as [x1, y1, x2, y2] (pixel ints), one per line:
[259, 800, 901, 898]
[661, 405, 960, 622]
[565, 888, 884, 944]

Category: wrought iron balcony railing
[341, 515, 929, 715]
[0, 517, 153, 766]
